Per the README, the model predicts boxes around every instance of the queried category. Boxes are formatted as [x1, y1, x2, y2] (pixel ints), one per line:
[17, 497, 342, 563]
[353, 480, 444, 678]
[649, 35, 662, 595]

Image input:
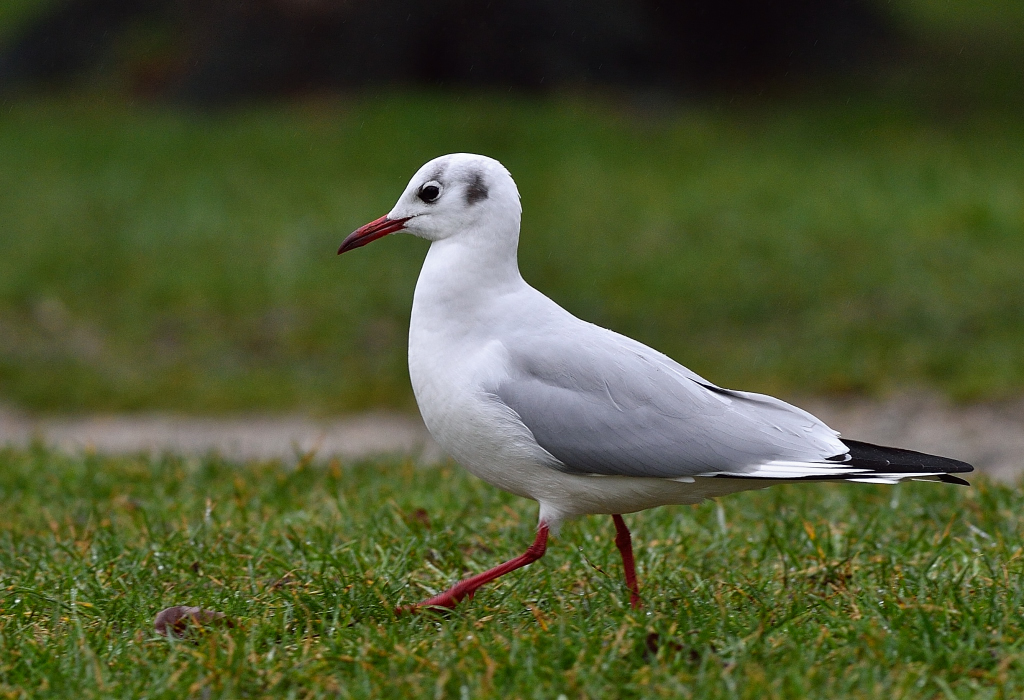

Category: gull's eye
[417, 181, 442, 203]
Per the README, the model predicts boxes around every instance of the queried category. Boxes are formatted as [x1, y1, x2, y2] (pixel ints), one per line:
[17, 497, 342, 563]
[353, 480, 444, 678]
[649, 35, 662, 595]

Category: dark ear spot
[465, 171, 489, 205]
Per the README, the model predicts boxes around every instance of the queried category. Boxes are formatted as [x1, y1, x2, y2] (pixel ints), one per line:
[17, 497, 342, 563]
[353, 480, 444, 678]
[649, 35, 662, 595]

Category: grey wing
[490, 327, 852, 479]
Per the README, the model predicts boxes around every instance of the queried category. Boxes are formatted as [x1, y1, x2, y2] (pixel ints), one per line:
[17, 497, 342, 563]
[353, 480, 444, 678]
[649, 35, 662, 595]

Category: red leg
[398, 524, 549, 614]
[612, 514, 642, 609]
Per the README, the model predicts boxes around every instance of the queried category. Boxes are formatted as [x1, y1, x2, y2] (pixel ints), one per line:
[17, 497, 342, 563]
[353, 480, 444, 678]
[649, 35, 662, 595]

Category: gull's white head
[338, 153, 522, 254]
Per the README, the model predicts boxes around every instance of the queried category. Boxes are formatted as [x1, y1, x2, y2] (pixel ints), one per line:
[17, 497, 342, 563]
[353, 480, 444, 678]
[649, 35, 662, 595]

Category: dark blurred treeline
[0, 0, 899, 103]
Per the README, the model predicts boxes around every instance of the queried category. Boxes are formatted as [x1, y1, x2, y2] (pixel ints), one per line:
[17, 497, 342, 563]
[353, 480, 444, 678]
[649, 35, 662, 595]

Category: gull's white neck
[412, 222, 527, 330]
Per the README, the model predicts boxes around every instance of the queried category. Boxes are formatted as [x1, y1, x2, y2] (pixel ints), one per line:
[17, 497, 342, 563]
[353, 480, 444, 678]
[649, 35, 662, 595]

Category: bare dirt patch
[0, 406, 443, 465]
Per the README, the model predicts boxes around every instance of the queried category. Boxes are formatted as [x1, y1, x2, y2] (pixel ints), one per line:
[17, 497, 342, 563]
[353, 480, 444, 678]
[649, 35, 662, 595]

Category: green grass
[893, 0, 1024, 41]
[2, 94, 1023, 412]
[0, 0, 49, 42]
[0, 447, 1022, 698]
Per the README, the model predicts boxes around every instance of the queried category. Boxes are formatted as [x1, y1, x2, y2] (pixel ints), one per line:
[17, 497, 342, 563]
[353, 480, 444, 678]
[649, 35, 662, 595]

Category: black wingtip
[840, 438, 975, 475]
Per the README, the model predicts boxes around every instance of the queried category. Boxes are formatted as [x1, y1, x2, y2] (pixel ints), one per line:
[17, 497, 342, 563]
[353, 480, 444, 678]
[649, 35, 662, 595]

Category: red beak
[338, 215, 411, 254]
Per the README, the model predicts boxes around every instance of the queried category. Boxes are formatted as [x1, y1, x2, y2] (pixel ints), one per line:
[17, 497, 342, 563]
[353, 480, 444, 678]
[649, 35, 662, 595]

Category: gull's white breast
[408, 281, 557, 500]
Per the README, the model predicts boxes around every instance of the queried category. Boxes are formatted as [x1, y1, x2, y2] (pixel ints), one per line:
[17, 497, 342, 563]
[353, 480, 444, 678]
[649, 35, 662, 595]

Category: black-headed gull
[339, 153, 973, 612]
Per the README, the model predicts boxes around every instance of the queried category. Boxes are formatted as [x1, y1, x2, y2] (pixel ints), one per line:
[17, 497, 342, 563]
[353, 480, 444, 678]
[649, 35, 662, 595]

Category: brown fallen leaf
[154, 605, 233, 637]
[400, 508, 431, 529]
[643, 632, 702, 663]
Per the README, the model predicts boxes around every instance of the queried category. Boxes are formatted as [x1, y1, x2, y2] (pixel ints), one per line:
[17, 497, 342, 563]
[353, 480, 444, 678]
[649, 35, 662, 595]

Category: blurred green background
[0, 1, 1022, 414]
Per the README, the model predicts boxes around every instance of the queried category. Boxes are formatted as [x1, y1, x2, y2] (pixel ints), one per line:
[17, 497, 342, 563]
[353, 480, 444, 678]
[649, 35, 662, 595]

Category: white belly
[409, 332, 541, 499]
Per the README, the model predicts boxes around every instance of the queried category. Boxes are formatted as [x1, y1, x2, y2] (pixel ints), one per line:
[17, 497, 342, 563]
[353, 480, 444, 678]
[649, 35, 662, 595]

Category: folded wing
[491, 325, 972, 483]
